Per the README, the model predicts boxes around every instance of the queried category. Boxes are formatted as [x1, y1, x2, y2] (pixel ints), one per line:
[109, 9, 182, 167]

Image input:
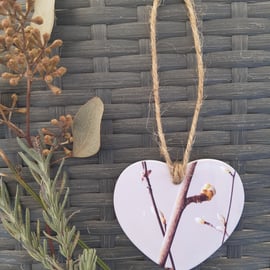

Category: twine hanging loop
[150, 0, 204, 184]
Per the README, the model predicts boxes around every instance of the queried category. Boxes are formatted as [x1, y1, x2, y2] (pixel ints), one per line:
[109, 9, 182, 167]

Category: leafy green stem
[0, 139, 110, 270]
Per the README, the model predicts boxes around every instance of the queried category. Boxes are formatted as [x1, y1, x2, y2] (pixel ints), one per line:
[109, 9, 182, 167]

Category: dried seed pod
[44, 75, 53, 83]
[41, 57, 50, 67]
[42, 148, 51, 156]
[13, 37, 23, 49]
[9, 77, 20, 86]
[49, 39, 63, 49]
[65, 114, 73, 126]
[42, 33, 50, 44]
[48, 84, 61, 95]
[4, 36, 13, 48]
[44, 135, 53, 145]
[25, 25, 33, 33]
[44, 47, 51, 54]
[31, 16, 43, 25]
[1, 18, 10, 29]
[50, 55, 60, 66]
[59, 115, 66, 123]
[2, 72, 15, 79]
[50, 119, 58, 125]
[30, 28, 42, 46]
[53, 67, 67, 77]
[5, 26, 14, 36]
[13, 2, 23, 15]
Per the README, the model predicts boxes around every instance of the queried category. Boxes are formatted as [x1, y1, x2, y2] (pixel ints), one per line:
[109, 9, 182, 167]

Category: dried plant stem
[26, 71, 32, 146]
[158, 162, 197, 267]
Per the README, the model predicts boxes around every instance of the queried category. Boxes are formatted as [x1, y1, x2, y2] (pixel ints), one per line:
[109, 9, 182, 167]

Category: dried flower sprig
[0, 137, 98, 270]
[0, 0, 66, 144]
[41, 114, 74, 158]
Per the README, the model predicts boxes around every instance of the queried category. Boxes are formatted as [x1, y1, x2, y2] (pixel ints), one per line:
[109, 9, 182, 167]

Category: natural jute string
[150, 0, 204, 184]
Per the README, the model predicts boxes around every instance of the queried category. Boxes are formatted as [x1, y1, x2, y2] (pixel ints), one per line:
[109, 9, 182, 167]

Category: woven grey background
[0, 0, 270, 269]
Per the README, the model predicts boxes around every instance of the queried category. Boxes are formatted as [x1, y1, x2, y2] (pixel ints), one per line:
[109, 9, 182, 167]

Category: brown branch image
[158, 162, 197, 267]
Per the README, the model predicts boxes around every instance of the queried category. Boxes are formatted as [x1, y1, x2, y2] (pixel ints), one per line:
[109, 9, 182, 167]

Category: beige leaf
[72, 97, 104, 158]
[30, 0, 55, 38]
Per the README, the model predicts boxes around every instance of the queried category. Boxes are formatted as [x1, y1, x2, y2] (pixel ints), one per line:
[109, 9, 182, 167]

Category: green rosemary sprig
[0, 137, 99, 270]
[0, 182, 63, 270]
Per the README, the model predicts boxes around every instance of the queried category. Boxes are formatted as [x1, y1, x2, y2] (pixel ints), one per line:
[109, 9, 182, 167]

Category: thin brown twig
[222, 170, 236, 244]
[142, 161, 176, 269]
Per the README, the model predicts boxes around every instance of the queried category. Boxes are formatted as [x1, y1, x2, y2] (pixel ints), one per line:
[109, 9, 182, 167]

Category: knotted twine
[150, 0, 204, 184]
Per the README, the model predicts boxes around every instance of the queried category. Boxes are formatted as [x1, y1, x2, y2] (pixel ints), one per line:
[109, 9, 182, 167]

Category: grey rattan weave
[0, 0, 270, 269]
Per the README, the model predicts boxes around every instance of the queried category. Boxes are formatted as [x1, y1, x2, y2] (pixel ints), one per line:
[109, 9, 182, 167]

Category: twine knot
[172, 162, 186, 184]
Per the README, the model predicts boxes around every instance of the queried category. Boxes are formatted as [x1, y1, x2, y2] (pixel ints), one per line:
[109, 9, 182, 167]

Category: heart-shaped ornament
[114, 159, 245, 269]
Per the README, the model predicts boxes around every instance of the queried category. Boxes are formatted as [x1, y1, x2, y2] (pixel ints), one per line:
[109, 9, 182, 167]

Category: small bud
[217, 213, 226, 224]
[45, 47, 52, 54]
[13, 3, 22, 13]
[48, 84, 61, 95]
[201, 183, 216, 200]
[44, 75, 53, 83]
[195, 217, 205, 225]
[1, 18, 10, 28]
[59, 115, 66, 122]
[54, 66, 67, 77]
[5, 27, 14, 36]
[42, 149, 51, 156]
[159, 211, 166, 226]
[36, 63, 45, 73]
[2, 72, 14, 79]
[64, 132, 72, 139]
[41, 57, 50, 67]
[9, 77, 20, 86]
[50, 55, 60, 65]
[63, 146, 72, 157]
[41, 128, 54, 136]
[11, 93, 18, 101]
[16, 108, 27, 114]
[31, 16, 43, 25]
[5, 36, 13, 48]
[50, 39, 63, 49]
[42, 33, 50, 44]
[65, 114, 73, 126]
[44, 135, 53, 145]
[13, 37, 23, 49]
[25, 25, 33, 33]
[7, 58, 16, 69]
[50, 119, 58, 125]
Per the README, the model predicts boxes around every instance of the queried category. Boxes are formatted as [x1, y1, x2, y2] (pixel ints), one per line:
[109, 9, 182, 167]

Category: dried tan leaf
[30, 0, 55, 39]
[72, 97, 104, 158]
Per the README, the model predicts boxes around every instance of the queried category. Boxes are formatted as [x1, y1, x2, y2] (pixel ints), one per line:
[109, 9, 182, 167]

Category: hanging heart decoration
[114, 159, 245, 269]
[114, 0, 245, 269]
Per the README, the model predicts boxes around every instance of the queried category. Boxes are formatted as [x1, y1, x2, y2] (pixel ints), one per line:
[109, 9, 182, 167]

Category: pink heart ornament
[114, 159, 245, 269]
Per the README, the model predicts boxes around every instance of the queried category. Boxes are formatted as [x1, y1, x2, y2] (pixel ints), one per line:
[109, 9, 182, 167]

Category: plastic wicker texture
[0, 0, 270, 269]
